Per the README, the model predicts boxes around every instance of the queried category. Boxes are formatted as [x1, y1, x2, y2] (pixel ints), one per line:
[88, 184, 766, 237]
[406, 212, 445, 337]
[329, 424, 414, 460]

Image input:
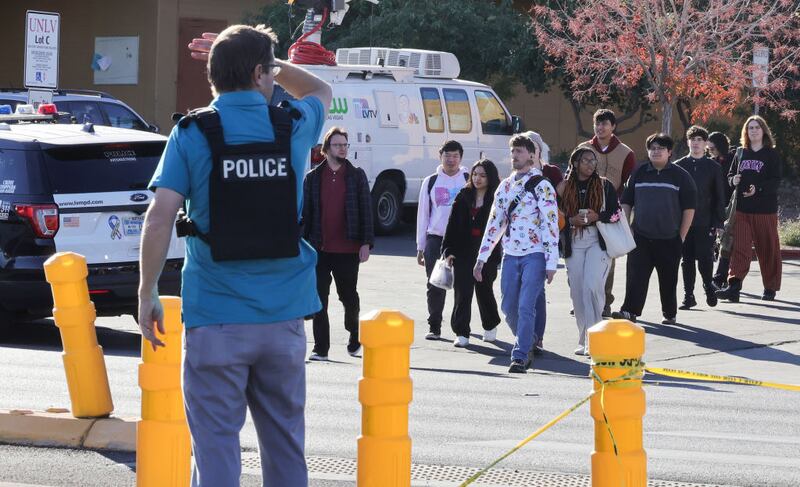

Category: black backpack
[504, 175, 546, 236]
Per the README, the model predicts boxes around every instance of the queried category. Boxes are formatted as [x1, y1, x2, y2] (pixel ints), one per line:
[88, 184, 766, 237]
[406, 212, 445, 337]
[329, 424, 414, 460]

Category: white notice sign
[24, 10, 60, 90]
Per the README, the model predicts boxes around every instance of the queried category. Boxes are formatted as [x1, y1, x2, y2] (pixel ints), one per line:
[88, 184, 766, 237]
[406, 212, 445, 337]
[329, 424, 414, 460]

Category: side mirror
[148, 123, 160, 133]
[511, 115, 524, 134]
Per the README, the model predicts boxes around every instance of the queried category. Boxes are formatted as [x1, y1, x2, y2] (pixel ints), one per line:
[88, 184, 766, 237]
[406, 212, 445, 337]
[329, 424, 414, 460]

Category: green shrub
[779, 218, 800, 247]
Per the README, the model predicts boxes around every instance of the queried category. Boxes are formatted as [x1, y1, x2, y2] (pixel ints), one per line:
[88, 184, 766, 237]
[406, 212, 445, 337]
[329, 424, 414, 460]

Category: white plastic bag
[428, 257, 454, 290]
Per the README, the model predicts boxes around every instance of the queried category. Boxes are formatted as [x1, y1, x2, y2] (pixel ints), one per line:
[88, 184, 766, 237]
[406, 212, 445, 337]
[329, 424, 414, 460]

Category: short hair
[321, 126, 348, 156]
[593, 109, 616, 126]
[439, 140, 463, 157]
[686, 125, 709, 141]
[740, 115, 775, 149]
[708, 132, 731, 155]
[208, 24, 278, 94]
[646, 133, 674, 151]
[509, 134, 536, 153]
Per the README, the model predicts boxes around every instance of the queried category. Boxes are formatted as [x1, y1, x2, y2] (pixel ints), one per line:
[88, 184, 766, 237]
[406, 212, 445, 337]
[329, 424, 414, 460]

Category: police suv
[278, 47, 521, 234]
[0, 111, 183, 327]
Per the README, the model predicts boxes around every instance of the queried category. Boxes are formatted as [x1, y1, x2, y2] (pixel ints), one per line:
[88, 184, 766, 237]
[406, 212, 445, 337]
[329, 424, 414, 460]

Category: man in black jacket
[675, 126, 726, 309]
[303, 126, 374, 361]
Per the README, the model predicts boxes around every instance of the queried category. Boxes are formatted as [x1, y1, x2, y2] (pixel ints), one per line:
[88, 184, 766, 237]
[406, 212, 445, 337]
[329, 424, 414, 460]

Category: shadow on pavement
[0, 319, 141, 357]
[642, 378, 735, 393]
[371, 223, 416, 257]
[639, 320, 800, 367]
[410, 366, 512, 378]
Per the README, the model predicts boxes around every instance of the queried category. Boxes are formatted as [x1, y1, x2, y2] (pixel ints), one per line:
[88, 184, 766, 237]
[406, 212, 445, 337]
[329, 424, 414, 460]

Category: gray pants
[566, 228, 611, 347]
[183, 320, 307, 487]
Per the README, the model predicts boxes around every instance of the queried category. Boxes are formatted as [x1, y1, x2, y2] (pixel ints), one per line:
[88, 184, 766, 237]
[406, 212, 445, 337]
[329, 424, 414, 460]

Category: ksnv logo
[130, 193, 149, 202]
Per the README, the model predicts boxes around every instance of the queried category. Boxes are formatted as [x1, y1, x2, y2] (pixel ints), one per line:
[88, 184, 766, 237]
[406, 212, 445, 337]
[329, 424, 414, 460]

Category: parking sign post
[24, 10, 60, 91]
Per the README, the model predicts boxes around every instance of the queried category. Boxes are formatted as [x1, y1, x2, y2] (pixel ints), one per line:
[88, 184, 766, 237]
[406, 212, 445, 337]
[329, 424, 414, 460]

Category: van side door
[442, 88, 479, 165]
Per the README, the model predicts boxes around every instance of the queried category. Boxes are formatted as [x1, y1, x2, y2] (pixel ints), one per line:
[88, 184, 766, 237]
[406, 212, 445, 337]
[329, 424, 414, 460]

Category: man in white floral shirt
[473, 135, 560, 373]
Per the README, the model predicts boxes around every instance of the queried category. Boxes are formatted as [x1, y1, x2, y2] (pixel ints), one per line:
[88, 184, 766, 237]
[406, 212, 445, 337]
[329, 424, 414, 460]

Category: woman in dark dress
[441, 159, 502, 347]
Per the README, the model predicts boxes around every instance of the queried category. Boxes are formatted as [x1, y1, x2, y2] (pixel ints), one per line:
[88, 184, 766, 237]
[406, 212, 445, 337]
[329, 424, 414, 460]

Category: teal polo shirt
[149, 90, 324, 327]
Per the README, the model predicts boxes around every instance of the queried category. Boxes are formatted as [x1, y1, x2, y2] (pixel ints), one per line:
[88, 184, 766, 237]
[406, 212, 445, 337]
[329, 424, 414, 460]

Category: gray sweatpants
[566, 227, 611, 348]
[183, 319, 307, 487]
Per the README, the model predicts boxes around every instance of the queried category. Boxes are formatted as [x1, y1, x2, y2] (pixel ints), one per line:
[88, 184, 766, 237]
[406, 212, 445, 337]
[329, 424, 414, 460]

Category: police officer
[137, 24, 331, 486]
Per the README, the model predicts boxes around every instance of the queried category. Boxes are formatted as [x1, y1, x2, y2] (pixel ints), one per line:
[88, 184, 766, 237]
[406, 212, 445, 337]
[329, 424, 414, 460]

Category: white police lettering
[222, 156, 289, 180]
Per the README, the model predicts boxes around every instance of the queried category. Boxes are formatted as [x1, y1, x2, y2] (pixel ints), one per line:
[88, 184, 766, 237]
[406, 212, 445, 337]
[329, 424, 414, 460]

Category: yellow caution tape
[458, 391, 594, 487]
[645, 367, 800, 392]
[460, 359, 798, 487]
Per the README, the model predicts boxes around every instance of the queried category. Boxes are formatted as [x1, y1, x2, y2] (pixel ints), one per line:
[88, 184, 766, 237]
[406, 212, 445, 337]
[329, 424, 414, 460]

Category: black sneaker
[569, 308, 575, 316]
[347, 333, 361, 356]
[611, 310, 637, 322]
[678, 295, 696, 310]
[661, 316, 677, 325]
[508, 360, 527, 373]
[525, 349, 535, 369]
[762, 289, 776, 301]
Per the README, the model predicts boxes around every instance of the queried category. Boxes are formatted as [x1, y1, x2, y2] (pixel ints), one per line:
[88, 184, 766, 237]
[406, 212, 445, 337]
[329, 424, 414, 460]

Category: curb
[781, 246, 800, 260]
[0, 409, 136, 452]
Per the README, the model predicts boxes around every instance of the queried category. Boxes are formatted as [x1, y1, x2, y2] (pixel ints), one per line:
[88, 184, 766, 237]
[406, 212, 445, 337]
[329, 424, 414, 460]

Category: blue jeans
[534, 289, 546, 346]
[500, 253, 546, 362]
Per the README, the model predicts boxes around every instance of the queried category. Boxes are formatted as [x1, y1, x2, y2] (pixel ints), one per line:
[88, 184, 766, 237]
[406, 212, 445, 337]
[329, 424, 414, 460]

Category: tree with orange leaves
[532, 0, 800, 135]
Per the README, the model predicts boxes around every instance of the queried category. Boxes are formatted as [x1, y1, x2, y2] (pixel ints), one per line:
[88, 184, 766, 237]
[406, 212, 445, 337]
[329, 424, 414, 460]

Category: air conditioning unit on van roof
[335, 48, 460, 79]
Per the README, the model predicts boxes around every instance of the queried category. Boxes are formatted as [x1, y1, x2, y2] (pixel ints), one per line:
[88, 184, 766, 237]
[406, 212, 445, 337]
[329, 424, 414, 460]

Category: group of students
[414, 109, 783, 373]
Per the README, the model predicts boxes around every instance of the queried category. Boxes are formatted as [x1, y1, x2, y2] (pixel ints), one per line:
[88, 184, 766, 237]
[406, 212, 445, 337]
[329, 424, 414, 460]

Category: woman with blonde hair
[716, 116, 782, 302]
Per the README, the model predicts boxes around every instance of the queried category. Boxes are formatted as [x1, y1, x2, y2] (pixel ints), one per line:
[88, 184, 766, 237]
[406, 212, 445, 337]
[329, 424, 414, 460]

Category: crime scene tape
[459, 368, 642, 487]
[458, 392, 594, 487]
[590, 358, 800, 392]
[644, 366, 800, 392]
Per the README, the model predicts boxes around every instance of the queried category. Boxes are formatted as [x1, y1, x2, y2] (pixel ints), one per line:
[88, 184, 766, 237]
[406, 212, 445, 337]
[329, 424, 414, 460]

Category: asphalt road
[1, 225, 799, 486]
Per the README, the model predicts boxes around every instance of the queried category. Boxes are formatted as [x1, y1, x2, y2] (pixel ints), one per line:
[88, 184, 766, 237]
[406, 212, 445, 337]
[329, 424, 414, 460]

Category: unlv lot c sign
[25, 10, 60, 90]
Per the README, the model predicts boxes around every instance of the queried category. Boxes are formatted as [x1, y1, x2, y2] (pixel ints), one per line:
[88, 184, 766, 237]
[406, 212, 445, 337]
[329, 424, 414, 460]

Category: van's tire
[372, 179, 402, 235]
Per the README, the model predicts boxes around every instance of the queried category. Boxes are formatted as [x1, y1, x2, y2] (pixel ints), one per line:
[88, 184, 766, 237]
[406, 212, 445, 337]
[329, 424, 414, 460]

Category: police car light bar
[38, 103, 58, 115]
[0, 113, 57, 123]
[0, 105, 12, 115]
[16, 104, 35, 115]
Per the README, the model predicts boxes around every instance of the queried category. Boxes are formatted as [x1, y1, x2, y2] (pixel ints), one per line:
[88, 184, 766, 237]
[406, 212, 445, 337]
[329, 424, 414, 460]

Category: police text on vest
[222, 157, 289, 180]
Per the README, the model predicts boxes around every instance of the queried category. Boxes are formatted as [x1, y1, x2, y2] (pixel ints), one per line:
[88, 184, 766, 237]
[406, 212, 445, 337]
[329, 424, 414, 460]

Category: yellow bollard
[136, 296, 191, 487]
[588, 319, 647, 487]
[43, 252, 113, 418]
[357, 310, 414, 487]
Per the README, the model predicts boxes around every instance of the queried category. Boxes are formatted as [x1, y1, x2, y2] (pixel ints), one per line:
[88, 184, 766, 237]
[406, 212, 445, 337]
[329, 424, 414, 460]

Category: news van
[293, 47, 522, 234]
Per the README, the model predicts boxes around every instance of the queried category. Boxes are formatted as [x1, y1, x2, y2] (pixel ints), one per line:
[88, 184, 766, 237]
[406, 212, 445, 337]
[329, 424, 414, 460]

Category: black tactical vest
[176, 106, 300, 261]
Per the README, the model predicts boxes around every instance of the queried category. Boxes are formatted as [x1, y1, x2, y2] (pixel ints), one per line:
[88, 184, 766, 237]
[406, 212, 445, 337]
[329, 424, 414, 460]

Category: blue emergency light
[0, 105, 12, 115]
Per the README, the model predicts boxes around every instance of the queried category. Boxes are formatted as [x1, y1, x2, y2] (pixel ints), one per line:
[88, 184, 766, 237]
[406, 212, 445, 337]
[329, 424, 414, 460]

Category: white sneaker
[574, 346, 588, 356]
[425, 331, 440, 340]
[482, 327, 497, 342]
[453, 336, 469, 348]
[308, 353, 329, 362]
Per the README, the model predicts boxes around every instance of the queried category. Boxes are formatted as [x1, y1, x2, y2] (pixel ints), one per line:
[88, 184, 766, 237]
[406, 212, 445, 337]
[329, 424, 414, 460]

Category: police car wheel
[372, 179, 402, 235]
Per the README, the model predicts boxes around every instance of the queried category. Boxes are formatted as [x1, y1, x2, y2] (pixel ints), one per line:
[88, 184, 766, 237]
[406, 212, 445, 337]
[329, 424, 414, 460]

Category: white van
[286, 47, 521, 234]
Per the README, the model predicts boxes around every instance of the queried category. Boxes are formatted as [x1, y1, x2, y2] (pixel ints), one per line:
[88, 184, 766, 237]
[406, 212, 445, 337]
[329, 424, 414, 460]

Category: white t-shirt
[415, 166, 469, 251]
